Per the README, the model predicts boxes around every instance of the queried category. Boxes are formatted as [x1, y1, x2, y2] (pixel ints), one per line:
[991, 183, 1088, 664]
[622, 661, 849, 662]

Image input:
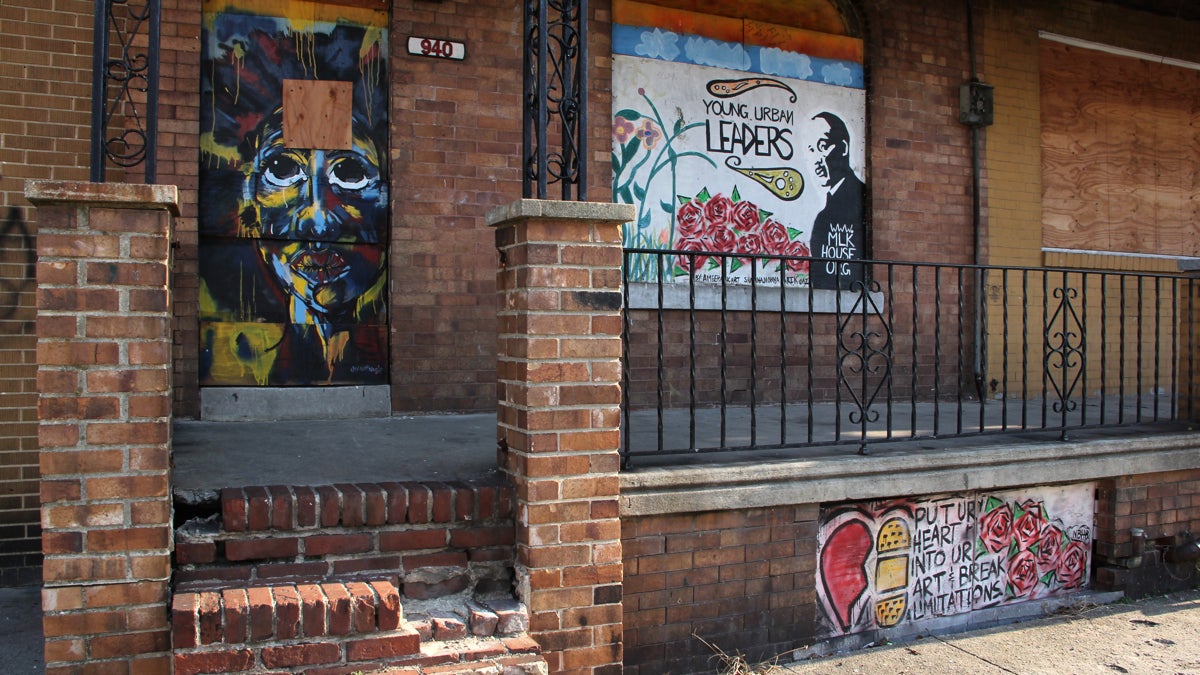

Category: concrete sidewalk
[0, 585, 43, 672]
[5, 585, 1199, 673]
[780, 589, 1200, 674]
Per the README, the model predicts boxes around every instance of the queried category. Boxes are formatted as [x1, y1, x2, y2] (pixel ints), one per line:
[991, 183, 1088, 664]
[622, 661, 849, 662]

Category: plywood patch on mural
[283, 79, 353, 150]
[815, 484, 1094, 638]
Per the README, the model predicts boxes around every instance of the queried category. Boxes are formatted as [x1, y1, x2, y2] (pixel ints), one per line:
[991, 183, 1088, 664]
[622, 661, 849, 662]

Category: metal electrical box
[960, 81, 994, 127]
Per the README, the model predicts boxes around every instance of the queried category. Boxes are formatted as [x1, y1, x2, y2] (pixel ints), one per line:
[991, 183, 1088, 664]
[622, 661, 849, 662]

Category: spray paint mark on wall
[0, 207, 35, 325]
[815, 484, 1094, 637]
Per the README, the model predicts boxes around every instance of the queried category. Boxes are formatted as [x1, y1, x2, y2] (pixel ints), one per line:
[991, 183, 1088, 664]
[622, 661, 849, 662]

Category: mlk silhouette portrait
[807, 112, 865, 291]
[199, 8, 389, 386]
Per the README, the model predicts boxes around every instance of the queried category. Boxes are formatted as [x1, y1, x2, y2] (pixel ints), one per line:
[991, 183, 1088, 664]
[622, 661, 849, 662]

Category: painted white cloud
[684, 36, 750, 70]
[821, 62, 855, 86]
[758, 48, 813, 80]
[634, 28, 681, 61]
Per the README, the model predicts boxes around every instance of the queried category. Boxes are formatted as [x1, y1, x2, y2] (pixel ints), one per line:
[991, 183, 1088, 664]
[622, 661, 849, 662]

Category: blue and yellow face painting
[199, 0, 389, 386]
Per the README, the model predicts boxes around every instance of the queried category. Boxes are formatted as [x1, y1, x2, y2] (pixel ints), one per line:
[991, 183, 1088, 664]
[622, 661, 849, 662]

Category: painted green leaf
[1008, 539, 1018, 558]
[1040, 571, 1056, 586]
[618, 186, 634, 204]
[615, 109, 643, 121]
[674, 117, 684, 135]
[673, 264, 688, 277]
[623, 138, 642, 163]
[678, 195, 693, 205]
[730, 259, 743, 273]
[974, 539, 987, 558]
[698, 187, 712, 203]
[660, 200, 673, 214]
[732, 185, 742, 203]
[787, 227, 803, 240]
[984, 496, 1004, 513]
[760, 209, 773, 220]
[633, 184, 646, 201]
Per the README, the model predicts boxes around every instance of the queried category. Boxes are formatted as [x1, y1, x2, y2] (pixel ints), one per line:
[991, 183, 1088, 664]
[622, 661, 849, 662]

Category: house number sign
[407, 36, 466, 60]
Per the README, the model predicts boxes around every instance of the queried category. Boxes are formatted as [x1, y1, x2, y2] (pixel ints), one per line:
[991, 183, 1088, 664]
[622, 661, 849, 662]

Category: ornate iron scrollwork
[523, 0, 588, 200]
[1044, 282, 1085, 436]
[90, 0, 160, 183]
[837, 279, 893, 452]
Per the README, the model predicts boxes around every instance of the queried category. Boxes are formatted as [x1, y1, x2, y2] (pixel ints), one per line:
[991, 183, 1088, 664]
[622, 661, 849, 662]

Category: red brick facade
[622, 507, 818, 674]
[8, 0, 1200, 674]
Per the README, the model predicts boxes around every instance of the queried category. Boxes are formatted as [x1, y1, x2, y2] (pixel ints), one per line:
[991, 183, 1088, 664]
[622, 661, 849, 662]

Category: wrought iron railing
[522, 0, 588, 200]
[90, 0, 160, 183]
[620, 248, 1195, 468]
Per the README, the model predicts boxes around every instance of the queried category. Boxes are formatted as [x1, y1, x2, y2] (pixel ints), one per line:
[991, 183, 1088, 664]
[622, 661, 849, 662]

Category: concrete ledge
[25, 179, 179, 214]
[620, 431, 1200, 516]
[486, 198, 635, 226]
[201, 386, 391, 421]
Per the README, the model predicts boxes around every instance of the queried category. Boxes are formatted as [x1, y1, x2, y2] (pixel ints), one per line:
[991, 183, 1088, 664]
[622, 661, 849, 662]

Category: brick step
[172, 579, 542, 674]
[173, 480, 517, 599]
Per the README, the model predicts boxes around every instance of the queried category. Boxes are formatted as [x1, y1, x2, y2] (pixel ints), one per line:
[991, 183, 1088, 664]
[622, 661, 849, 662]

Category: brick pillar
[27, 181, 178, 674]
[489, 199, 634, 675]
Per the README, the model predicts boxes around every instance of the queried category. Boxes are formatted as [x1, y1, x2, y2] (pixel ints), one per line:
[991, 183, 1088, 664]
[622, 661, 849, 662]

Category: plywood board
[283, 79, 352, 150]
[1040, 40, 1200, 257]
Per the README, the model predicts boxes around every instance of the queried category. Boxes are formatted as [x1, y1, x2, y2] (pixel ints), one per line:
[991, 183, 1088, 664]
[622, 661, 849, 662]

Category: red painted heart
[820, 518, 872, 632]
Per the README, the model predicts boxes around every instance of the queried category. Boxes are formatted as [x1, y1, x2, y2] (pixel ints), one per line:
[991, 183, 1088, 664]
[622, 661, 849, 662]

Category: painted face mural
[243, 115, 387, 321]
[199, 1, 388, 386]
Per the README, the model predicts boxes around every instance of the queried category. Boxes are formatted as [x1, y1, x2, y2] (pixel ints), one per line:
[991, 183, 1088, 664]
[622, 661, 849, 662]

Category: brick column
[489, 199, 634, 675]
[27, 181, 178, 674]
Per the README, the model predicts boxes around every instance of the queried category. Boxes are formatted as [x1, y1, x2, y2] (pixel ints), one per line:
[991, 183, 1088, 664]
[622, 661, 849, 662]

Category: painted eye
[328, 157, 373, 190]
[262, 155, 305, 187]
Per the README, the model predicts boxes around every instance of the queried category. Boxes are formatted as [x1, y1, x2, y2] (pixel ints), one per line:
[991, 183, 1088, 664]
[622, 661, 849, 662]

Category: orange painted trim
[615, 0, 744, 44]
[744, 19, 863, 63]
[615, 0, 862, 64]
[202, 0, 387, 25]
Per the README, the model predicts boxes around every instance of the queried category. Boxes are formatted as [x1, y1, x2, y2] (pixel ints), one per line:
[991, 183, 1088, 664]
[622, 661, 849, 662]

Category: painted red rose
[761, 219, 790, 254]
[676, 237, 709, 272]
[1007, 549, 1039, 597]
[730, 200, 762, 234]
[1057, 540, 1089, 589]
[1012, 501, 1046, 550]
[676, 200, 706, 240]
[784, 240, 810, 274]
[1036, 526, 1064, 579]
[703, 194, 734, 226]
[978, 502, 1013, 554]
[737, 233, 766, 265]
[708, 226, 738, 254]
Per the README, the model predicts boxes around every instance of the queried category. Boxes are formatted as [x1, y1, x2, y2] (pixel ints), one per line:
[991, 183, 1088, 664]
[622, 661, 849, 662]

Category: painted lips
[291, 249, 349, 285]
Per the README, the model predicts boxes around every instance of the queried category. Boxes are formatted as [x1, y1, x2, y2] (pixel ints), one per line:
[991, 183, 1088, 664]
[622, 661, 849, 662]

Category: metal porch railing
[620, 248, 1195, 468]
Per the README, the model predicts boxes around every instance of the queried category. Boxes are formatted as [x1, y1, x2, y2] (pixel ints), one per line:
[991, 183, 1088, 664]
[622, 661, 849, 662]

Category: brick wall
[622, 506, 818, 674]
[1093, 469, 1200, 597]
[0, 0, 93, 583]
[157, 0, 203, 416]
